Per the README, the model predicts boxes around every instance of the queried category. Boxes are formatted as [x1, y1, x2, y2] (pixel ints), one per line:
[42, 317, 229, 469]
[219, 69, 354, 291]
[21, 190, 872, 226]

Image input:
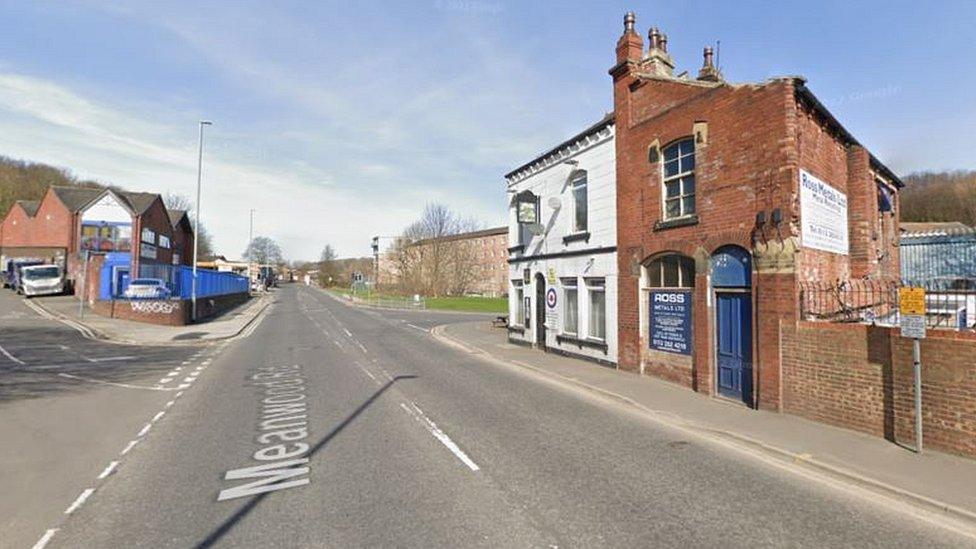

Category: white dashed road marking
[31, 528, 58, 549]
[97, 461, 118, 479]
[64, 488, 94, 514]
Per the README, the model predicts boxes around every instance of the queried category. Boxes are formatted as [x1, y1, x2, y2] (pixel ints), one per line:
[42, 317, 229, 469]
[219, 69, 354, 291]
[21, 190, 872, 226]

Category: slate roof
[167, 209, 193, 231]
[50, 186, 103, 212]
[16, 200, 40, 217]
[49, 185, 161, 216]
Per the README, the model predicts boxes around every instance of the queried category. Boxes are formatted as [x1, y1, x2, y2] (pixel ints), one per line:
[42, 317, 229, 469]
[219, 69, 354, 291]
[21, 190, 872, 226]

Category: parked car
[3, 258, 43, 289]
[18, 264, 64, 297]
[123, 278, 171, 299]
[9, 259, 45, 292]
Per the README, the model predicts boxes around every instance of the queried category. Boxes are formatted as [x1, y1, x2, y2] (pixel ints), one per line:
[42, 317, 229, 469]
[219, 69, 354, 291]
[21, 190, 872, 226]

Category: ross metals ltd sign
[648, 290, 693, 356]
[799, 169, 849, 255]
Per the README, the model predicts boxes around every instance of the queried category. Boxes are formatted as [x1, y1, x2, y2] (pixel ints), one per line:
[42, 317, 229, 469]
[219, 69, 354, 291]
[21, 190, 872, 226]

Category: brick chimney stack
[615, 11, 644, 65]
[697, 46, 722, 82]
[643, 26, 675, 77]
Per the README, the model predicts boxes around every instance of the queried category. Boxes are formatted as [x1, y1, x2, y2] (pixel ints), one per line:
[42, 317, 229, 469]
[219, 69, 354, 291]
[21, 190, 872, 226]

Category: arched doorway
[534, 273, 547, 349]
[711, 245, 753, 405]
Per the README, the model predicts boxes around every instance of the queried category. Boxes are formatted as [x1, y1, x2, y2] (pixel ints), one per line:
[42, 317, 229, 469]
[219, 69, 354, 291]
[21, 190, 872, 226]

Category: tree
[243, 236, 283, 265]
[318, 244, 340, 286]
[901, 170, 976, 227]
[0, 155, 103, 218]
[392, 203, 481, 297]
[164, 192, 214, 260]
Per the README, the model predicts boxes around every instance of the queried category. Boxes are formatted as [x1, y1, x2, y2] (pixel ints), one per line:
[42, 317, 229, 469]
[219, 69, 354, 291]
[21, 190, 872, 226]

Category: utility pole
[191, 120, 213, 322]
[248, 208, 255, 292]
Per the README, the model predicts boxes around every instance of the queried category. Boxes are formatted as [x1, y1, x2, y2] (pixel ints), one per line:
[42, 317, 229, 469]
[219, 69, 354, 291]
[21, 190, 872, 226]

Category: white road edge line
[120, 440, 139, 455]
[151, 411, 166, 422]
[97, 461, 118, 479]
[0, 343, 26, 365]
[137, 423, 152, 437]
[31, 528, 58, 549]
[64, 488, 94, 514]
[406, 323, 428, 333]
[401, 402, 480, 471]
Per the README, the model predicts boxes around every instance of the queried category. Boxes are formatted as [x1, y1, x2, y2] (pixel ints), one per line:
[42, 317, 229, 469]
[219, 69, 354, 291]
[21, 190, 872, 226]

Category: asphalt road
[11, 284, 975, 548]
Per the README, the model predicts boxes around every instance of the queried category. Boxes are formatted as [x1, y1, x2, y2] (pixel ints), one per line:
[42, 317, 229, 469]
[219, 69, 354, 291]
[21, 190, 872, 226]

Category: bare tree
[901, 170, 976, 226]
[164, 192, 214, 260]
[244, 236, 283, 265]
[392, 203, 481, 297]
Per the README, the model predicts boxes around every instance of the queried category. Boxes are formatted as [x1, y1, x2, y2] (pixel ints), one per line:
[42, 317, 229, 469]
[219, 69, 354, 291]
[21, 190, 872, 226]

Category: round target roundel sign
[546, 288, 557, 309]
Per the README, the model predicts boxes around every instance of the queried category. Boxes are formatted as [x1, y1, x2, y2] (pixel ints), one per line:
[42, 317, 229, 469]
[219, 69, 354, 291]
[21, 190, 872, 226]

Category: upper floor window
[662, 138, 695, 219]
[571, 170, 588, 232]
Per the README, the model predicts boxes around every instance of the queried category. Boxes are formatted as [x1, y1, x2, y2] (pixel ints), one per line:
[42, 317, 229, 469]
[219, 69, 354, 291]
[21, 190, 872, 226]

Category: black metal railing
[799, 278, 975, 331]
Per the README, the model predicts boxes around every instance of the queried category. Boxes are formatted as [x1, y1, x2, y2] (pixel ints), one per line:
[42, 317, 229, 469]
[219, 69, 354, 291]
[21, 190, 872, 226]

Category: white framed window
[571, 170, 588, 232]
[562, 277, 578, 335]
[513, 281, 525, 326]
[587, 278, 606, 340]
[662, 138, 695, 219]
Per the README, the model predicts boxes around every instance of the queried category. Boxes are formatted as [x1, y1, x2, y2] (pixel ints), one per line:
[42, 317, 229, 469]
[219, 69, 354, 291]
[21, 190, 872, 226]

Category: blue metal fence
[122, 263, 248, 299]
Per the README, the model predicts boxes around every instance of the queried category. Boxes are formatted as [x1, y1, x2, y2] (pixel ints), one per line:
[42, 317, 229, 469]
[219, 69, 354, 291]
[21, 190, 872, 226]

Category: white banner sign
[799, 169, 849, 255]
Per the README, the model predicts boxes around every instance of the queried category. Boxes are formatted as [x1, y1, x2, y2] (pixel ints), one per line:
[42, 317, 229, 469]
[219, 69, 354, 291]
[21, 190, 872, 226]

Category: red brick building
[610, 13, 902, 409]
[0, 186, 194, 292]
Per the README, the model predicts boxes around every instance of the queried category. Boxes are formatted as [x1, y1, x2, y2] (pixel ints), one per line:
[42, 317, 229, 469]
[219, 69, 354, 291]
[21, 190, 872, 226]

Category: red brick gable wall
[0, 187, 75, 250]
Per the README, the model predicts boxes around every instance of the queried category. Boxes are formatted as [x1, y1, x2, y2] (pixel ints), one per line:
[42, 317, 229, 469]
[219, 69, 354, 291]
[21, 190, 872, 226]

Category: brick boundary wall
[782, 320, 976, 458]
[91, 292, 249, 326]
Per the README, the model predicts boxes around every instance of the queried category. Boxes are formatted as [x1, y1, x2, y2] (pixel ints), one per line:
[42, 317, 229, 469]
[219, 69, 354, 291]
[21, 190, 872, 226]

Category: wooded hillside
[900, 170, 976, 227]
[0, 155, 104, 216]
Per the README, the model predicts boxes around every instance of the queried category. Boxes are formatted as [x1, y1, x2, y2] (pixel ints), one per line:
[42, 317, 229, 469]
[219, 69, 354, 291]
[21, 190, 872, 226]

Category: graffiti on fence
[129, 300, 180, 315]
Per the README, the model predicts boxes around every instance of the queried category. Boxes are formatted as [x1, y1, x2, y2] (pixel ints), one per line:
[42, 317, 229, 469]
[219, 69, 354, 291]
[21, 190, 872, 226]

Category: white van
[19, 265, 64, 297]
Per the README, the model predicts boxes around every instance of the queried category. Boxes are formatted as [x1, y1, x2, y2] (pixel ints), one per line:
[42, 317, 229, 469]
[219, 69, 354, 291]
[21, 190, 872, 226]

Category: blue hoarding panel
[648, 290, 693, 355]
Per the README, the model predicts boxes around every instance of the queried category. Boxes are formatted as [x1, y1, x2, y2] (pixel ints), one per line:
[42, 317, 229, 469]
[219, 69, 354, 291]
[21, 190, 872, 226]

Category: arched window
[647, 254, 695, 288]
[662, 138, 695, 219]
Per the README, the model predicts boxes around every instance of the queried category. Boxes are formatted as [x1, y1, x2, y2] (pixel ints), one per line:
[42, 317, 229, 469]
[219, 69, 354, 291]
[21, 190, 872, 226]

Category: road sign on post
[899, 286, 926, 453]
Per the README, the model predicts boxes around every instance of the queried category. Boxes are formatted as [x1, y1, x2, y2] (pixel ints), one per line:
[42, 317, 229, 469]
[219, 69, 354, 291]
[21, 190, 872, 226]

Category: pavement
[25, 292, 272, 345]
[435, 319, 976, 528]
[3, 283, 975, 547]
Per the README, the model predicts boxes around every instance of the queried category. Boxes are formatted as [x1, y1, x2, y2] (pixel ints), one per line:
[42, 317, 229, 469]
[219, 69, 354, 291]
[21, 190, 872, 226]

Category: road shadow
[195, 374, 417, 549]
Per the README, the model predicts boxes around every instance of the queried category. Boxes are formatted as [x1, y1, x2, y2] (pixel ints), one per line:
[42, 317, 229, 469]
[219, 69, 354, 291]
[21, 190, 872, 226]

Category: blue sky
[0, 1, 973, 260]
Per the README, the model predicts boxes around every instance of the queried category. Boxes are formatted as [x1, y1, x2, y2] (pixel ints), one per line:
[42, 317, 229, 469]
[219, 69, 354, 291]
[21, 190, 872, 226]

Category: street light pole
[191, 120, 212, 322]
[248, 208, 255, 293]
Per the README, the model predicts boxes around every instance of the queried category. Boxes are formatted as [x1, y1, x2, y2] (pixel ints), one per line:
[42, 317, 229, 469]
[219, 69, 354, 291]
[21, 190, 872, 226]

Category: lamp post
[191, 120, 213, 322]
[248, 208, 255, 292]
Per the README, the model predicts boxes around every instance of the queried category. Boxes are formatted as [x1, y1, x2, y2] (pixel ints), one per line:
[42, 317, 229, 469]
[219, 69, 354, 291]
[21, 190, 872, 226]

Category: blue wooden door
[716, 292, 752, 403]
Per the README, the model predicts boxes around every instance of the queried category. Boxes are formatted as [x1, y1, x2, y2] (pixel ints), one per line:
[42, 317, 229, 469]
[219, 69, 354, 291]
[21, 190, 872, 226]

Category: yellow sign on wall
[899, 287, 926, 316]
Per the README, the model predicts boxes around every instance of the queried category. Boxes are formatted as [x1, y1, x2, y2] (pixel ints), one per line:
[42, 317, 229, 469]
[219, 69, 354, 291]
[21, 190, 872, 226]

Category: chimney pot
[660, 33, 668, 52]
[649, 27, 660, 49]
[697, 45, 722, 82]
[624, 12, 636, 33]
